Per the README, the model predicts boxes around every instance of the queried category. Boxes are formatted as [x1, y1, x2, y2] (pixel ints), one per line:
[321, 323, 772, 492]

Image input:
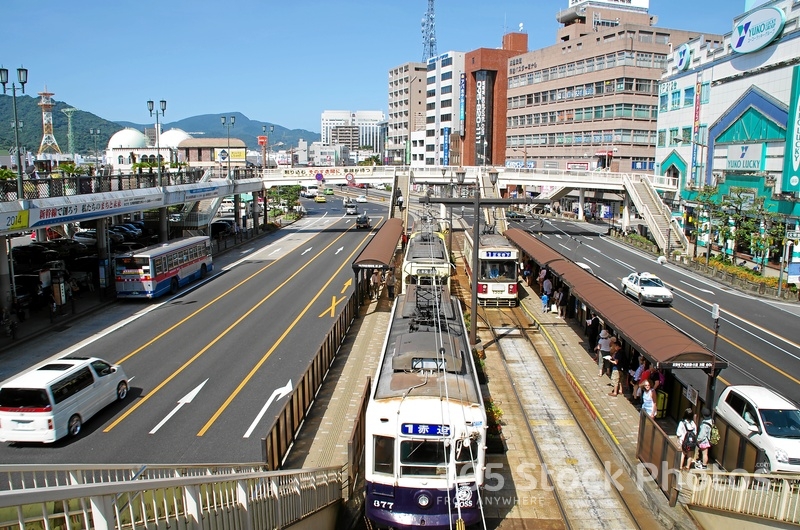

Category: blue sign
[315, 173, 324, 181]
[401, 423, 451, 436]
[486, 251, 512, 258]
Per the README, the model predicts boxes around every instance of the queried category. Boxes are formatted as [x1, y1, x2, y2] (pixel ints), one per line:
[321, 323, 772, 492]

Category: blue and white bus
[115, 236, 213, 299]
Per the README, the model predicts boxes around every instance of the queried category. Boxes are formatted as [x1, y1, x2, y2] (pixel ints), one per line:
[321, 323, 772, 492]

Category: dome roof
[159, 128, 193, 148]
[108, 128, 147, 149]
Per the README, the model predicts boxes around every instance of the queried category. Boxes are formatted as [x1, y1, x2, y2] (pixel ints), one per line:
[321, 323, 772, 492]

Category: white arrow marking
[269, 248, 282, 256]
[239, 248, 254, 255]
[335, 246, 344, 255]
[149, 379, 208, 434]
[244, 380, 293, 438]
[301, 247, 312, 255]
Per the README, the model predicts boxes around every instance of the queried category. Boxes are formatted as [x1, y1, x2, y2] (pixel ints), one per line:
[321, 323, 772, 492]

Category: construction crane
[421, 0, 437, 62]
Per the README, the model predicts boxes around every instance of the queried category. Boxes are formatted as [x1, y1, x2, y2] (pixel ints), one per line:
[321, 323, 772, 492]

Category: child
[541, 292, 549, 312]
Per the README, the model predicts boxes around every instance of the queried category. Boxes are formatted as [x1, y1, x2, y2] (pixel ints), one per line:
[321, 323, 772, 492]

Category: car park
[117, 223, 142, 238]
[109, 226, 137, 242]
[314, 195, 327, 203]
[355, 213, 371, 229]
[506, 211, 527, 220]
[356, 195, 367, 203]
[715, 385, 800, 473]
[11, 246, 60, 274]
[33, 239, 90, 259]
[72, 230, 98, 245]
[620, 272, 673, 306]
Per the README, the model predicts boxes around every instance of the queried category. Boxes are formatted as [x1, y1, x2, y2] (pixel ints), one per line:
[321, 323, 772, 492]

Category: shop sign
[726, 144, 764, 171]
[732, 6, 785, 54]
[675, 44, 691, 71]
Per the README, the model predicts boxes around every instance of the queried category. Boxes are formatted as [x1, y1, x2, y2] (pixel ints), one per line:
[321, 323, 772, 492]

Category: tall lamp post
[704, 303, 721, 408]
[0, 66, 28, 199]
[147, 99, 168, 242]
[89, 128, 101, 175]
[457, 167, 499, 345]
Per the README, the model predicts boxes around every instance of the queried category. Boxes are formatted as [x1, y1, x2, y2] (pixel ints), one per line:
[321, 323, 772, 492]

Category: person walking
[608, 341, 623, 396]
[677, 408, 697, 470]
[695, 408, 714, 470]
[370, 270, 382, 300]
[595, 329, 612, 377]
[640, 379, 656, 418]
[586, 312, 600, 353]
[385, 269, 396, 300]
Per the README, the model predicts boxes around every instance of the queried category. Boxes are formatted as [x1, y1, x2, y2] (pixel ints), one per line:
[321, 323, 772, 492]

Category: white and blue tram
[462, 233, 519, 307]
[365, 284, 487, 529]
[401, 217, 452, 288]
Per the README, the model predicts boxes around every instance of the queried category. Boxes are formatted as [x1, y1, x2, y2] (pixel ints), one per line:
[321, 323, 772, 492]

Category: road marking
[301, 247, 312, 255]
[335, 246, 344, 255]
[319, 296, 345, 318]
[243, 380, 292, 438]
[679, 280, 714, 294]
[149, 379, 208, 434]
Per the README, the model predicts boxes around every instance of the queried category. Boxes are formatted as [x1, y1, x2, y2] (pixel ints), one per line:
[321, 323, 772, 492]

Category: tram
[365, 283, 487, 529]
[462, 232, 519, 306]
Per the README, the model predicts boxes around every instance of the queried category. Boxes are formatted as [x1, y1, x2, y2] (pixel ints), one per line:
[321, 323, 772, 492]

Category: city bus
[115, 236, 213, 299]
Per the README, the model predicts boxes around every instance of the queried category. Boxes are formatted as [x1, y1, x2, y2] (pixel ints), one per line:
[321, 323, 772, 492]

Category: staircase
[623, 175, 687, 254]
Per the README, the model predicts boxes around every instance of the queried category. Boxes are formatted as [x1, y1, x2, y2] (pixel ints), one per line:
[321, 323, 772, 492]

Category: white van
[306, 185, 319, 198]
[0, 356, 128, 443]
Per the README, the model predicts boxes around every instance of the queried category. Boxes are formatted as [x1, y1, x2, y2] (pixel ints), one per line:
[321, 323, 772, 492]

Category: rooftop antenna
[421, 0, 437, 61]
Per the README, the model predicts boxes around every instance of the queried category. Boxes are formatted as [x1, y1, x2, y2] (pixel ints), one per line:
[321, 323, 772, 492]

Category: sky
[3, 0, 748, 134]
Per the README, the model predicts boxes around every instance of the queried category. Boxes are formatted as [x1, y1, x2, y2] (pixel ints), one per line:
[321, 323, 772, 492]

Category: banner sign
[782, 65, 800, 194]
[726, 144, 765, 171]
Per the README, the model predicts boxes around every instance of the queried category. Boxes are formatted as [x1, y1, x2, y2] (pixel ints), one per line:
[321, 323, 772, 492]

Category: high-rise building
[387, 62, 427, 164]
[320, 110, 385, 151]
[504, 0, 718, 173]
[424, 51, 466, 167]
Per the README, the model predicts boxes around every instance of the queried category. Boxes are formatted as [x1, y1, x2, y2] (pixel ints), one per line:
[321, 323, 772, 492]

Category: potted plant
[485, 399, 505, 453]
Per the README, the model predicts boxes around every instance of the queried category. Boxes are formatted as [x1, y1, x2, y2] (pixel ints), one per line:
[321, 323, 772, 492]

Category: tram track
[478, 304, 650, 529]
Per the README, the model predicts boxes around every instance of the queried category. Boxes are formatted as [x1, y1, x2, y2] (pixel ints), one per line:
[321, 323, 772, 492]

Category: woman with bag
[676, 408, 697, 470]
[695, 408, 714, 470]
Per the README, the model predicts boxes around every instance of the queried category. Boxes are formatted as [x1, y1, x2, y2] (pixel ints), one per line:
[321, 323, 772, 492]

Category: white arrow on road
[244, 379, 293, 438]
[301, 247, 312, 255]
[268, 248, 282, 256]
[149, 379, 208, 434]
[335, 246, 344, 255]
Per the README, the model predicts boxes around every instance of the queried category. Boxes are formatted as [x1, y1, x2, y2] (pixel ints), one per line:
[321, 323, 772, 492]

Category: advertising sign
[675, 44, 692, 71]
[215, 148, 247, 163]
[443, 127, 450, 166]
[726, 144, 765, 171]
[782, 65, 800, 194]
[732, 6, 785, 54]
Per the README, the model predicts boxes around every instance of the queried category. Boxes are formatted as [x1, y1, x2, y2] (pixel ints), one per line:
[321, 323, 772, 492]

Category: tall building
[504, 0, 717, 173]
[655, 0, 800, 238]
[424, 51, 466, 167]
[320, 110, 385, 151]
[387, 62, 427, 164]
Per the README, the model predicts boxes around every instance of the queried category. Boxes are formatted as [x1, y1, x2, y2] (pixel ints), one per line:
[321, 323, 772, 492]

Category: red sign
[257, 136, 268, 146]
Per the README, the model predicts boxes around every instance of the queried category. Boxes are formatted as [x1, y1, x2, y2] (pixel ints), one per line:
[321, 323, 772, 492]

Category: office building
[387, 62, 427, 164]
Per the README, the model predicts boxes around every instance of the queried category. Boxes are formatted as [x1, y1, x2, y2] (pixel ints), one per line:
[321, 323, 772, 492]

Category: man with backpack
[676, 407, 697, 470]
[695, 408, 718, 470]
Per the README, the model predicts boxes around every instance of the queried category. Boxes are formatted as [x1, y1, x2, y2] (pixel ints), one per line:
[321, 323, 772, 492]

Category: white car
[715, 385, 800, 473]
[356, 195, 367, 203]
[620, 272, 673, 306]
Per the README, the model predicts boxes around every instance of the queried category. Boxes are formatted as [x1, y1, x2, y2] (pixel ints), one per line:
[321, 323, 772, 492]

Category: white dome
[108, 128, 147, 149]
[159, 128, 193, 148]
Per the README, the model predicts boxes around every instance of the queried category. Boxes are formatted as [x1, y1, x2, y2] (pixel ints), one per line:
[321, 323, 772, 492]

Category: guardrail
[0, 467, 342, 530]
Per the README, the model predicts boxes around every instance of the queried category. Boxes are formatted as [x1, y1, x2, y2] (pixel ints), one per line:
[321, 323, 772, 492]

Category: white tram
[401, 217, 452, 288]
[365, 284, 487, 529]
[462, 233, 519, 307]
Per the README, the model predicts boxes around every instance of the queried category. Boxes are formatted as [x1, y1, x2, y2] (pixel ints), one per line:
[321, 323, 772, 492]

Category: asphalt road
[0, 196, 392, 464]
[505, 214, 800, 407]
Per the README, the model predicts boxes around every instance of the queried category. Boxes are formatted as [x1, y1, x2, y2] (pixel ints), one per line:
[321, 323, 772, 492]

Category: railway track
[475, 304, 654, 529]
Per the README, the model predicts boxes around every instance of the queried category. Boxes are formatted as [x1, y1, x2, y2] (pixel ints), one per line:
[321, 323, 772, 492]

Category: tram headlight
[416, 492, 432, 508]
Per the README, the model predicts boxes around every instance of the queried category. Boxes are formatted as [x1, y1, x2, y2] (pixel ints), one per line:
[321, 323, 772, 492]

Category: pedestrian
[608, 341, 623, 396]
[537, 268, 547, 291]
[586, 312, 600, 353]
[557, 287, 568, 318]
[370, 270, 382, 300]
[630, 355, 646, 399]
[595, 329, 611, 377]
[542, 276, 553, 298]
[385, 269, 396, 300]
[541, 292, 549, 312]
[397, 195, 404, 210]
[640, 378, 656, 418]
[695, 408, 714, 470]
[677, 408, 697, 470]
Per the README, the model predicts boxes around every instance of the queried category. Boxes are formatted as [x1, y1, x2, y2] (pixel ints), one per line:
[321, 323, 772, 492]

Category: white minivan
[0, 356, 128, 443]
[715, 385, 800, 473]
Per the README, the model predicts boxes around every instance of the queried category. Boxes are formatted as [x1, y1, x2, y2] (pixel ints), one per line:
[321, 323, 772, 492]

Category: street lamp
[148, 99, 168, 242]
[704, 303, 721, 408]
[457, 167, 499, 345]
[89, 128, 101, 175]
[221, 115, 235, 177]
[0, 66, 28, 198]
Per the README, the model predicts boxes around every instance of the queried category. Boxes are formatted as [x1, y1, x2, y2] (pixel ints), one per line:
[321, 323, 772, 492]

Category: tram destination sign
[401, 423, 451, 436]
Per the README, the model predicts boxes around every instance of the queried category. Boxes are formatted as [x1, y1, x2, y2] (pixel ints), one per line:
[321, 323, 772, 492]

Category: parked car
[117, 223, 142, 238]
[355, 213, 371, 229]
[715, 385, 800, 473]
[32, 239, 90, 259]
[109, 226, 137, 242]
[620, 272, 673, 306]
[11, 246, 60, 274]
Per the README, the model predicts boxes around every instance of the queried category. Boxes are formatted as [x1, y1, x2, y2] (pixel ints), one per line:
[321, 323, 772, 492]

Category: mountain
[0, 94, 319, 157]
